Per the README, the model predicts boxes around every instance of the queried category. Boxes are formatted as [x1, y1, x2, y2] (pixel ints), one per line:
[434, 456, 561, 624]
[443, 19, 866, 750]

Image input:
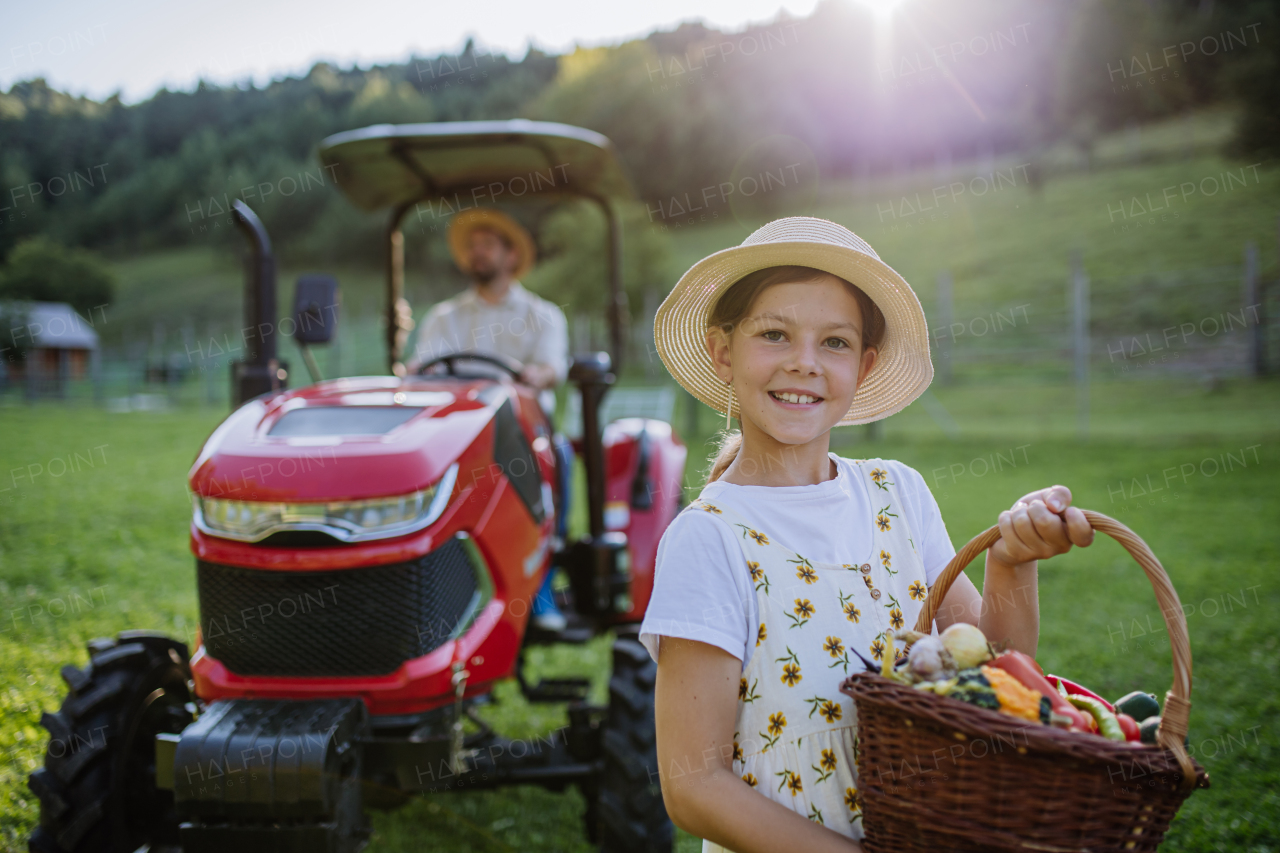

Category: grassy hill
[664, 112, 1276, 318]
[84, 109, 1280, 403]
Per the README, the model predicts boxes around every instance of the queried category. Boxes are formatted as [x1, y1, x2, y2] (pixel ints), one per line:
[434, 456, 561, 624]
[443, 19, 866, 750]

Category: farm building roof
[13, 302, 100, 349]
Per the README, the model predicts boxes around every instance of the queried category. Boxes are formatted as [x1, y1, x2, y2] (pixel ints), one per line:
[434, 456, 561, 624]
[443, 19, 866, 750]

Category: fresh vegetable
[1067, 695, 1125, 742]
[1058, 682, 1101, 733]
[1114, 691, 1160, 722]
[1047, 709, 1078, 729]
[981, 665, 1042, 722]
[898, 627, 1152, 741]
[947, 668, 1001, 711]
[1046, 675, 1115, 712]
[1058, 685, 1094, 732]
[991, 652, 1090, 732]
[1138, 715, 1189, 747]
[1139, 716, 1161, 745]
[916, 677, 959, 696]
[907, 636, 957, 682]
[881, 631, 896, 677]
[853, 647, 879, 672]
[882, 631, 914, 684]
[940, 623, 994, 670]
[894, 629, 928, 649]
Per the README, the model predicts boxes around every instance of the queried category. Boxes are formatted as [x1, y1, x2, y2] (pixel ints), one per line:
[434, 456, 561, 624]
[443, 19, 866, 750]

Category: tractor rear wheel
[597, 635, 673, 853]
[27, 631, 195, 853]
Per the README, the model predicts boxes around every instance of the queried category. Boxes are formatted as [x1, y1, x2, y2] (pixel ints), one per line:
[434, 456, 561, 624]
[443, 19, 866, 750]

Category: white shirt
[406, 281, 569, 411]
[639, 455, 955, 670]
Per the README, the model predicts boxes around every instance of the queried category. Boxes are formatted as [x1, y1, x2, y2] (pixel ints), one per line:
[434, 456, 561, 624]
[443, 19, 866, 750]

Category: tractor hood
[189, 376, 498, 503]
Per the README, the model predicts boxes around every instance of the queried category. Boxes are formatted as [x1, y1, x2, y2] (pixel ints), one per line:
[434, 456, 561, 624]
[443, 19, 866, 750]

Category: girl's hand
[989, 485, 1095, 569]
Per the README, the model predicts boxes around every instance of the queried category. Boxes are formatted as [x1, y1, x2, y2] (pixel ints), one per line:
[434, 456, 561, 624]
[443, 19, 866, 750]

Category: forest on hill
[0, 0, 1275, 286]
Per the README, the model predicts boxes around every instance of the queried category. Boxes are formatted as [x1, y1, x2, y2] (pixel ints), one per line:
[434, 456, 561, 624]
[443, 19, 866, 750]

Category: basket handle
[912, 509, 1197, 786]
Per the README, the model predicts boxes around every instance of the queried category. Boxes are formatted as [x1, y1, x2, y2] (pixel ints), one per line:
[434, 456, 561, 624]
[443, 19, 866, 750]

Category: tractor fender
[601, 419, 687, 621]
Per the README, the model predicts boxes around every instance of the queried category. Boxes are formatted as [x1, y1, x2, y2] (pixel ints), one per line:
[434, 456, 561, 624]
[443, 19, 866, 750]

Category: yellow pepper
[981, 665, 1042, 722]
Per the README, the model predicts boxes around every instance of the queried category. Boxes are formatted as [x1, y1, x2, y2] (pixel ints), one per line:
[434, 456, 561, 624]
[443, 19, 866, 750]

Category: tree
[0, 236, 116, 316]
[1225, 0, 1280, 158]
[0, 301, 31, 366]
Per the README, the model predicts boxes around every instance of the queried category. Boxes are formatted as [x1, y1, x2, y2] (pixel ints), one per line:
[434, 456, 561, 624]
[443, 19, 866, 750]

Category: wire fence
[2, 256, 1276, 415]
[930, 263, 1274, 382]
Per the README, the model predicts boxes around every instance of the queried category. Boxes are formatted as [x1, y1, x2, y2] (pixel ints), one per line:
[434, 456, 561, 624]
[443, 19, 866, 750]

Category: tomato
[1116, 713, 1142, 742]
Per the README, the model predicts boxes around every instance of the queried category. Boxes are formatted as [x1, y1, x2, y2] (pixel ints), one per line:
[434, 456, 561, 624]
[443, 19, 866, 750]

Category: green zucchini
[1139, 716, 1161, 745]
[1114, 691, 1160, 722]
[1138, 715, 1189, 747]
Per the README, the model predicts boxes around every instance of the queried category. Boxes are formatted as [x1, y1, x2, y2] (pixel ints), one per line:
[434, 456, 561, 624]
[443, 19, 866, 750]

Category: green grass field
[3, 110, 1279, 851]
[1, 389, 1277, 851]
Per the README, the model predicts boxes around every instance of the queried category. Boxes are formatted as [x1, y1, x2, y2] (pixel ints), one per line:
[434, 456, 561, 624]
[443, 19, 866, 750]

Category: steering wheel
[416, 350, 524, 379]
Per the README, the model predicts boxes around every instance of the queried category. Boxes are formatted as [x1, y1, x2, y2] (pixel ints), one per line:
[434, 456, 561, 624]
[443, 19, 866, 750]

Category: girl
[640, 217, 1095, 853]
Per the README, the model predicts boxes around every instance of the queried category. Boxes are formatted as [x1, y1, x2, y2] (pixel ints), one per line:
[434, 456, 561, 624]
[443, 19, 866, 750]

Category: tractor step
[523, 677, 592, 704]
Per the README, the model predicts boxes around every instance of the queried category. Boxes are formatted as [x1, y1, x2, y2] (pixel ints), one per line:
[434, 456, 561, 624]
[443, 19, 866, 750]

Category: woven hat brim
[654, 241, 933, 426]
[448, 209, 536, 281]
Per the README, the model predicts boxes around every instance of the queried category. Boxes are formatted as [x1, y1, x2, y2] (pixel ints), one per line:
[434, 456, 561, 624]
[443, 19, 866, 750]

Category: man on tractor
[405, 208, 571, 632]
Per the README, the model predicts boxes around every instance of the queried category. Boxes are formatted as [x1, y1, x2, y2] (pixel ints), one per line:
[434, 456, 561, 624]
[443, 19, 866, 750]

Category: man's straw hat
[654, 216, 933, 426]
[448, 208, 537, 280]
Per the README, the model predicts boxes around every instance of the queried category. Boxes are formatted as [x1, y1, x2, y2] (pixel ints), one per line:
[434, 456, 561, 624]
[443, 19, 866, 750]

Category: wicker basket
[840, 510, 1209, 853]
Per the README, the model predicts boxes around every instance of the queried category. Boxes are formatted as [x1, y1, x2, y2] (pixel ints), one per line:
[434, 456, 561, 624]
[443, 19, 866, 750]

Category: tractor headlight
[193, 463, 458, 544]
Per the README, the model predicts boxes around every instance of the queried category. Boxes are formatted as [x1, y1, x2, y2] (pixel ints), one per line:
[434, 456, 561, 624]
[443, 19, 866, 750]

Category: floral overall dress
[693, 460, 930, 852]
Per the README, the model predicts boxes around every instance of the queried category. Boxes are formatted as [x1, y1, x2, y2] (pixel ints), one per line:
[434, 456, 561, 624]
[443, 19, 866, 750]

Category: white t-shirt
[405, 281, 568, 414]
[639, 455, 955, 670]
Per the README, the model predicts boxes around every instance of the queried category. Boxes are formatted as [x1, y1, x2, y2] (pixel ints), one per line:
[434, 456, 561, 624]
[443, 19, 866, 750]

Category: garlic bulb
[907, 636, 956, 682]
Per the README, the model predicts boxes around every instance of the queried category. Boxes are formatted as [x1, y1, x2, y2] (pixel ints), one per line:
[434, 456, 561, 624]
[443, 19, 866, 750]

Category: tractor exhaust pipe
[564, 353, 630, 615]
[230, 200, 287, 407]
[570, 352, 614, 540]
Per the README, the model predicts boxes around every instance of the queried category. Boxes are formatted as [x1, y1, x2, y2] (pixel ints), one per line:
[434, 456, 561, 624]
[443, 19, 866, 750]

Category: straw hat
[448, 208, 537, 280]
[654, 216, 933, 426]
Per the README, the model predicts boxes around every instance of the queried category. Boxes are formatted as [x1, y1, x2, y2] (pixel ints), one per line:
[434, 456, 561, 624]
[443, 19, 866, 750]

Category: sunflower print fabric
[688, 461, 928, 850]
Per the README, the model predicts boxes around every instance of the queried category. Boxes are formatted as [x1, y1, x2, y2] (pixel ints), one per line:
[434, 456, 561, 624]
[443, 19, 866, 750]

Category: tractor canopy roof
[318, 120, 634, 212]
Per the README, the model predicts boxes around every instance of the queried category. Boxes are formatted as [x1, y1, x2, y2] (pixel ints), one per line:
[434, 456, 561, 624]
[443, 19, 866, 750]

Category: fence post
[936, 270, 952, 385]
[1071, 250, 1090, 438]
[685, 389, 700, 444]
[91, 346, 103, 405]
[1243, 240, 1261, 377]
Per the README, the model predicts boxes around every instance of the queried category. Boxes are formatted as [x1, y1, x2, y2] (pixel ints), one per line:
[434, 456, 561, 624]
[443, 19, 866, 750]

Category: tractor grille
[197, 538, 481, 677]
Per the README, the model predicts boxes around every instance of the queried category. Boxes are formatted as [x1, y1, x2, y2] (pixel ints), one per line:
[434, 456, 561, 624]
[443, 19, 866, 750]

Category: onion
[941, 623, 993, 670]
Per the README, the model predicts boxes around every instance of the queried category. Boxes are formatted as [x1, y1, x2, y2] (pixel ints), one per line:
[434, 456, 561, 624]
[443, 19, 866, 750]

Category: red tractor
[27, 122, 687, 853]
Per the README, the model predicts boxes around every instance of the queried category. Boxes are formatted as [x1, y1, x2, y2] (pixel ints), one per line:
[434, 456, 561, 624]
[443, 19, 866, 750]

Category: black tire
[28, 631, 195, 853]
[597, 636, 673, 853]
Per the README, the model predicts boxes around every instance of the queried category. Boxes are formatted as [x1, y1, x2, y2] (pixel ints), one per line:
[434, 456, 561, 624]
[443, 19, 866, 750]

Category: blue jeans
[534, 434, 574, 616]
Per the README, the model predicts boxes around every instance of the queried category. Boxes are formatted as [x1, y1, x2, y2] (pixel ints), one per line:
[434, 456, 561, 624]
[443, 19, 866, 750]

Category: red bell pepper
[1045, 675, 1115, 712]
[990, 652, 1090, 732]
[1115, 713, 1141, 742]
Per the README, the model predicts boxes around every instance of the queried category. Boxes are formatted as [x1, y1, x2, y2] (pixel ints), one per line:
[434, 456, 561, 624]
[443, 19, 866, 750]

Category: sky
[0, 0, 826, 103]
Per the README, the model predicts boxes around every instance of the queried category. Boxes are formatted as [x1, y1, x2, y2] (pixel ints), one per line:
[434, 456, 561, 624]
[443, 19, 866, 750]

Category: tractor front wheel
[597, 635, 673, 853]
[28, 631, 195, 853]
